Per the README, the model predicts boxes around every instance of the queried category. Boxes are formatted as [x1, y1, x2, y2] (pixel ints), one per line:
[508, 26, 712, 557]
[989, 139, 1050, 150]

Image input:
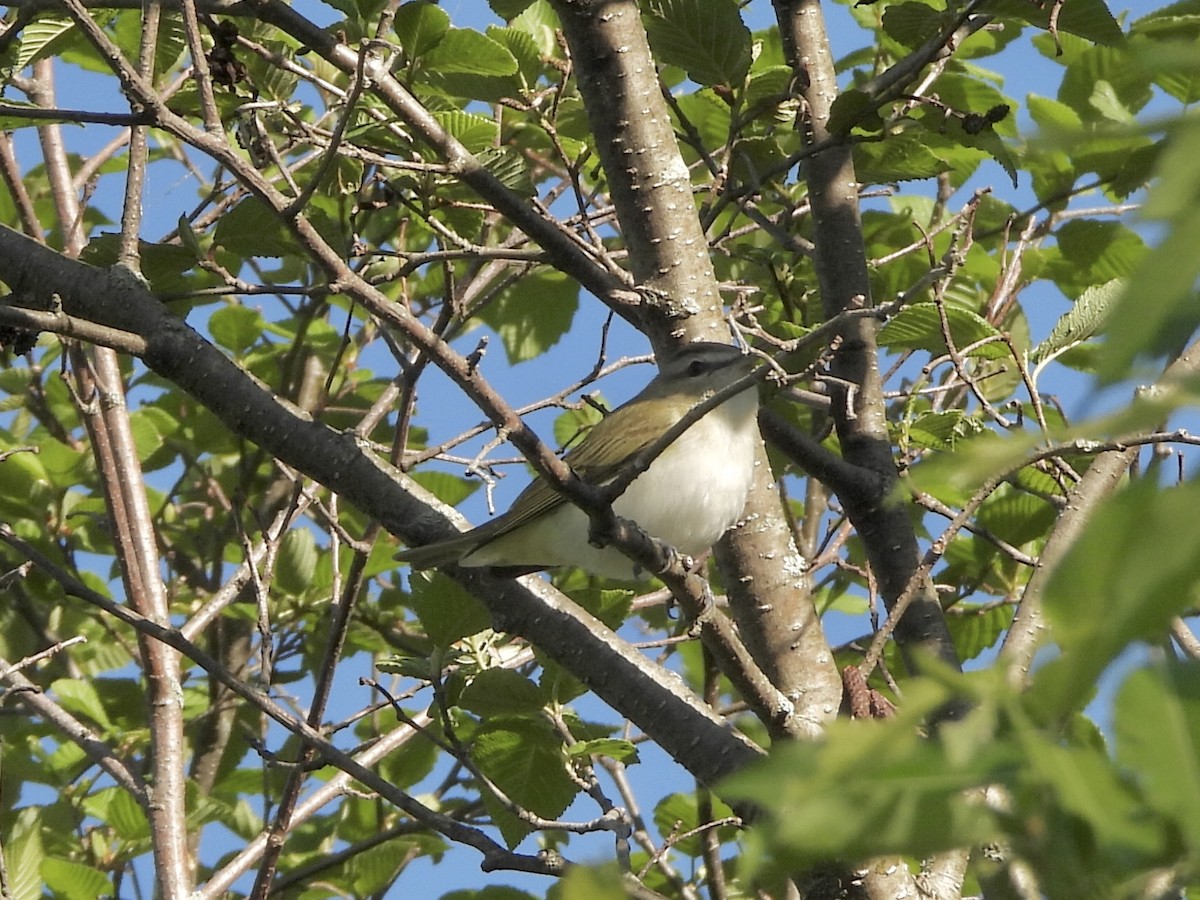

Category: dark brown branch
[775, 0, 961, 674]
[0, 224, 763, 790]
[0, 523, 567, 878]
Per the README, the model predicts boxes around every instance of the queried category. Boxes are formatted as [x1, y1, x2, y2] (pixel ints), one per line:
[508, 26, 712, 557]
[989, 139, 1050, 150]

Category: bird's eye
[686, 359, 706, 377]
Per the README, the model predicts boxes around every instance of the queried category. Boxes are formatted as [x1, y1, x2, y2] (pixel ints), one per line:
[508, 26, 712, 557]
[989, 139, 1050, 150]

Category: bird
[396, 341, 761, 580]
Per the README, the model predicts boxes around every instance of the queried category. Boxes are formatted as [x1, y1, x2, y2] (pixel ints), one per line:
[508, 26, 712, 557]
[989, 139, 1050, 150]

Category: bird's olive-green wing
[498, 396, 675, 529]
[398, 395, 681, 569]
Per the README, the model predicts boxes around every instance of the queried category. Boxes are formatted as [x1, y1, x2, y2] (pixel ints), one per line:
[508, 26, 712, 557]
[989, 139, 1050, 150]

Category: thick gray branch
[0, 225, 763, 789]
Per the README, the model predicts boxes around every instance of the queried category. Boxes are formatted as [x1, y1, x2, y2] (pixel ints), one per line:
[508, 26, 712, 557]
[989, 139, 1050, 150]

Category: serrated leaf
[827, 89, 882, 134]
[459, 668, 547, 716]
[509, 0, 559, 56]
[990, 0, 1124, 46]
[429, 111, 499, 155]
[477, 268, 578, 363]
[51, 678, 115, 733]
[348, 840, 415, 895]
[903, 410, 969, 450]
[477, 147, 534, 196]
[209, 304, 265, 354]
[1114, 664, 1200, 849]
[424, 28, 518, 77]
[1090, 79, 1134, 123]
[16, 15, 75, 70]
[553, 401, 605, 451]
[41, 858, 114, 900]
[946, 604, 1014, 662]
[127, 408, 165, 460]
[879, 303, 1007, 360]
[882, 3, 945, 49]
[652, 792, 737, 857]
[111, 787, 151, 839]
[6, 809, 44, 900]
[488, 24, 544, 85]
[409, 570, 491, 646]
[393, 1, 450, 58]
[1036, 480, 1200, 717]
[410, 470, 481, 507]
[854, 133, 951, 184]
[472, 719, 577, 819]
[975, 489, 1056, 546]
[212, 197, 299, 259]
[1031, 278, 1123, 364]
[642, 0, 751, 87]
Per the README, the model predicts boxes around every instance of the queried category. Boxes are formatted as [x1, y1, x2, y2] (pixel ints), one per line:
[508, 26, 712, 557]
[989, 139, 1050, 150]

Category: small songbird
[396, 342, 761, 579]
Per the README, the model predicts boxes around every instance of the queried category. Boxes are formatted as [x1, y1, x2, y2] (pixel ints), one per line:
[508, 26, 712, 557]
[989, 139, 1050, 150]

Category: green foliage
[642, 0, 752, 88]
[1, 0, 1197, 897]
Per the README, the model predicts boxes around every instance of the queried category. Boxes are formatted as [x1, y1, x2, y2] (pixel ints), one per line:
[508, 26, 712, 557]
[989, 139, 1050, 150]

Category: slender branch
[0, 225, 764, 792]
[0, 523, 567, 878]
[0, 646, 149, 803]
[0, 302, 149, 354]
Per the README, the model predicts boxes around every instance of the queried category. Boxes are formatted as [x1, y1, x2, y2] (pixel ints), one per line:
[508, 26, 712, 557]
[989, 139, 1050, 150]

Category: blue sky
[4, 0, 1178, 896]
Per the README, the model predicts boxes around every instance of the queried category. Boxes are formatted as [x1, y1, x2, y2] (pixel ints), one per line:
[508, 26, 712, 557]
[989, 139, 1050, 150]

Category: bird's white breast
[463, 387, 759, 579]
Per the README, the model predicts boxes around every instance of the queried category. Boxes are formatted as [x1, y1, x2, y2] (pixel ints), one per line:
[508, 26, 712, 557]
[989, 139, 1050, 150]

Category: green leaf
[51, 678, 116, 733]
[41, 858, 114, 900]
[652, 792, 737, 857]
[347, 839, 417, 895]
[6, 808, 44, 900]
[1114, 664, 1200, 850]
[81, 786, 150, 840]
[477, 147, 535, 197]
[477, 268, 579, 364]
[879, 302, 1007, 360]
[827, 89, 882, 134]
[472, 718, 577, 821]
[275, 528, 319, 596]
[854, 133, 951, 184]
[553, 400, 605, 451]
[212, 197, 300, 259]
[424, 28, 518, 77]
[460, 668, 547, 716]
[491, 0, 537, 20]
[1044, 220, 1147, 296]
[1012, 718, 1165, 861]
[1060, 45, 1152, 123]
[882, 3, 946, 50]
[410, 470, 481, 507]
[393, 0, 450, 58]
[1036, 480, 1200, 717]
[557, 866, 629, 900]
[509, 0, 560, 57]
[1031, 278, 1123, 365]
[991, 0, 1124, 46]
[126, 408, 165, 462]
[723, 682, 1004, 866]
[946, 604, 1014, 662]
[642, 0, 752, 87]
[208, 304, 265, 354]
[1089, 79, 1135, 123]
[16, 15, 75, 70]
[565, 737, 639, 764]
[1098, 114, 1200, 381]
[409, 570, 491, 646]
[429, 111, 500, 155]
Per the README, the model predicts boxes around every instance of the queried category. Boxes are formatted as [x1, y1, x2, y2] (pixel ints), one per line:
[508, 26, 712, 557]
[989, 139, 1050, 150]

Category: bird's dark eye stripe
[686, 359, 707, 376]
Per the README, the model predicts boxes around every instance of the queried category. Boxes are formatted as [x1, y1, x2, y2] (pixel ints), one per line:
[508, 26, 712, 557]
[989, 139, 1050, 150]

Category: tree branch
[0, 224, 763, 790]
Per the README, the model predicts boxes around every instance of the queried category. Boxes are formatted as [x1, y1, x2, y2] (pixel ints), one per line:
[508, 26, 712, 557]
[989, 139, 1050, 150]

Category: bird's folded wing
[397, 402, 660, 569]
